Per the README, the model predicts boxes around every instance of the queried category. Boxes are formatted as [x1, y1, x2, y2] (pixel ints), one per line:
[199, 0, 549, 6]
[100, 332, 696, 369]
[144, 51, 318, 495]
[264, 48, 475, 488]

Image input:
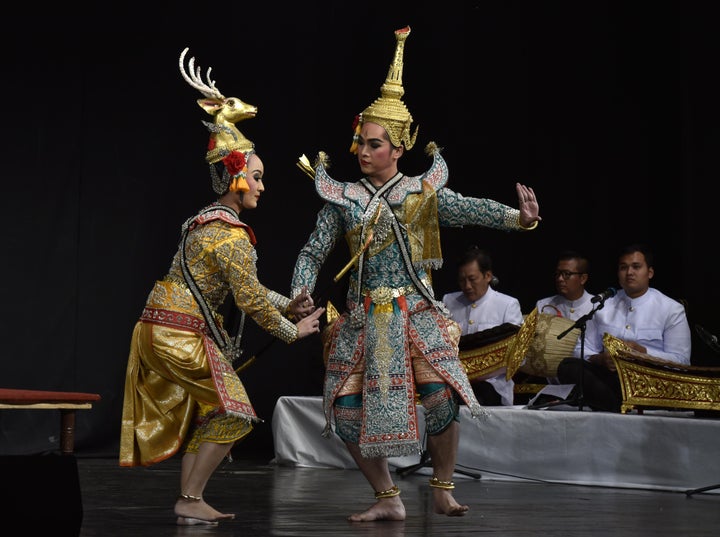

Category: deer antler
[179, 47, 257, 164]
[179, 47, 224, 100]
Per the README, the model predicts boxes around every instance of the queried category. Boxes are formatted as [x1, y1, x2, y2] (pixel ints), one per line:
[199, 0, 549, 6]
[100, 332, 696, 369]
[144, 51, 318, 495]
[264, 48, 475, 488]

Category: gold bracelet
[429, 477, 455, 490]
[374, 485, 401, 499]
[518, 219, 539, 231]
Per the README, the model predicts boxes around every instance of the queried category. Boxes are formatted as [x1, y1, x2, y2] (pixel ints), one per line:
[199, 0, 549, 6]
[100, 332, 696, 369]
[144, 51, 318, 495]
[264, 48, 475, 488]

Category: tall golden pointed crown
[350, 26, 419, 153]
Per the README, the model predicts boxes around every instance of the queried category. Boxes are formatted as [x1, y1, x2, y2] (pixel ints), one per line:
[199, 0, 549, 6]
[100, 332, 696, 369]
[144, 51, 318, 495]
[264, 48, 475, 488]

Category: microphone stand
[395, 429, 482, 479]
[527, 298, 608, 410]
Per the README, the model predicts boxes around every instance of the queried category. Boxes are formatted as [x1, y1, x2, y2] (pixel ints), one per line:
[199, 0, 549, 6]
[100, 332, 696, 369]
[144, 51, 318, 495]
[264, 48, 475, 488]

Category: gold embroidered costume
[121, 206, 298, 466]
[120, 49, 298, 468]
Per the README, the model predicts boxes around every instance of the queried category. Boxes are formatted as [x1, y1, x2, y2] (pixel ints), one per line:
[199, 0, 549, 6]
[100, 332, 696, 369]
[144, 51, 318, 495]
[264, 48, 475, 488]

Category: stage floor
[20, 395, 718, 536]
[75, 455, 720, 537]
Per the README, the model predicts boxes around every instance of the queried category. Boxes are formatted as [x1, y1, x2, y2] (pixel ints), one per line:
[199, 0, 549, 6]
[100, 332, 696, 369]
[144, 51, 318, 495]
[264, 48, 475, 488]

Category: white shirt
[575, 287, 691, 364]
[535, 290, 595, 321]
[442, 287, 523, 405]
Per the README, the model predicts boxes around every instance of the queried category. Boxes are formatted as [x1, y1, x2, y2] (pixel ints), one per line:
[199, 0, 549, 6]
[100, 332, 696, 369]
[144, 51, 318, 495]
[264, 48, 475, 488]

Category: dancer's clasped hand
[289, 285, 316, 319]
[296, 307, 325, 338]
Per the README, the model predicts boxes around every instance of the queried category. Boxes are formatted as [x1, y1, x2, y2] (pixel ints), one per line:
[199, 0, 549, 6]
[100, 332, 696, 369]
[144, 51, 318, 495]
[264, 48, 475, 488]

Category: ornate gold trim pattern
[604, 333, 720, 413]
[459, 313, 535, 382]
[460, 338, 513, 380]
[520, 308, 579, 377]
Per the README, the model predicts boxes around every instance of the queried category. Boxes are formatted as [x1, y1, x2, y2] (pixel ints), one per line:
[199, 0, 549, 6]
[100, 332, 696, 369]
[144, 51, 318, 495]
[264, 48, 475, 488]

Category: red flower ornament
[222, 151, 247, 177]
[222, 151, 250, 193]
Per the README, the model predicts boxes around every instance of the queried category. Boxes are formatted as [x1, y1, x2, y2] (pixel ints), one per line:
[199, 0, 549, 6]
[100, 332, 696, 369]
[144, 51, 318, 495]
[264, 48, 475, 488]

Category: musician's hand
[624, 340, 647, 354]
[289, 286, 315, 319]
[589, 351, 616, 371]
[296, 307, 325, 339]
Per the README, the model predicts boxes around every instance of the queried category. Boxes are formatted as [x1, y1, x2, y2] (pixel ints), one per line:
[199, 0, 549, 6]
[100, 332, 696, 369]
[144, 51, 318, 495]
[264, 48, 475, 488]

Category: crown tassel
[349, 114, 363, 154]
[229, 175, 249, 193]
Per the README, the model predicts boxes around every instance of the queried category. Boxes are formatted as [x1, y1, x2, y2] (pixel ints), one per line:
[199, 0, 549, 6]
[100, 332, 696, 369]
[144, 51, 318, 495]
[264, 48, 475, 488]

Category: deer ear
[197, 98, 223, 115]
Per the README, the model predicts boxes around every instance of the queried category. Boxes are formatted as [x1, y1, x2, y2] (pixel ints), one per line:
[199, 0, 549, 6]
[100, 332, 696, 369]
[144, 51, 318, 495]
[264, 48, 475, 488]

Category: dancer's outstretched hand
[516, 182, 541, 227]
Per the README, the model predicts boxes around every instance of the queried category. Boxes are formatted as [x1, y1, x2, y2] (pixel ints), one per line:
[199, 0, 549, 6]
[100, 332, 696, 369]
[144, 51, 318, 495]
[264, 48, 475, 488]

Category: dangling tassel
[349, 114, 362, 154]
[424, 141, 440, 156]
[229, 175, 250, 193]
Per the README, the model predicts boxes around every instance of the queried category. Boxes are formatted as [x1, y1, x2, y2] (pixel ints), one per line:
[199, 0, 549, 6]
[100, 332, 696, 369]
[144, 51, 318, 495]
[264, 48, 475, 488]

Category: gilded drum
[520, 307, 579, 378]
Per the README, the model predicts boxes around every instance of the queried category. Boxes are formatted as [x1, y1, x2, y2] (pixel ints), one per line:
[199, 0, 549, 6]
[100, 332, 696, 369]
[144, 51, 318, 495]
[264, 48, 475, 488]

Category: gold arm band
[429, 477, 455, 490]
[374, 485, 401, 499]
[519, 219, 538, 231]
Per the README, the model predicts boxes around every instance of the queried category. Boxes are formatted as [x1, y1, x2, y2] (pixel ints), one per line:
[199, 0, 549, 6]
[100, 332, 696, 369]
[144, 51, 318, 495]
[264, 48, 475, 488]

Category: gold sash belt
[140, 307, 208, 334]
[350, 279, 430, 305]
[363, 285, 416, 305]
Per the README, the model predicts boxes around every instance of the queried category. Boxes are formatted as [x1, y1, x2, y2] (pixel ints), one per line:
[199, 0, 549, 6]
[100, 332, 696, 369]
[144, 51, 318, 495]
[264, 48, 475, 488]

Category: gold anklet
[429, 477, 455, 490]
[179, 493, 202, 501]
[374, 485, 401, 499]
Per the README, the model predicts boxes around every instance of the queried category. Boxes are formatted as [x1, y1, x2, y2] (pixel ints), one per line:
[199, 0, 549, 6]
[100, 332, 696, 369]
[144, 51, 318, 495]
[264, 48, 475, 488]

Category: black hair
[619, 243, 654, 268]
[556, 249, 590, 274]
[458, 246, 492, 273]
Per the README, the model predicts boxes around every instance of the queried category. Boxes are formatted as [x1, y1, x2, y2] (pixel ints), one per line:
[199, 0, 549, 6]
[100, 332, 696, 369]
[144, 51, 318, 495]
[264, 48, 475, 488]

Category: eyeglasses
[554, 270, 584, 280]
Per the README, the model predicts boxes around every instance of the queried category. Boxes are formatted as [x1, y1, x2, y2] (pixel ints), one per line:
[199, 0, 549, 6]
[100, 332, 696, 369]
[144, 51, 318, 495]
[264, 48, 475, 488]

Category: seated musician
[532, 250, 594, 383]
[442, 247, 523, 406]
[556, 243, 691, 412]
[536, 250, 594, 322]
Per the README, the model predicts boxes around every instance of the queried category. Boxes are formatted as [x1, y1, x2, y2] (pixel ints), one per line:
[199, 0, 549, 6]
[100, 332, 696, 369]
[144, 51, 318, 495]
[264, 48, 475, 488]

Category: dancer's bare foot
[174, 496, 235, 524]
[348, 496, 406, 522]
[432, 489, 469, 516]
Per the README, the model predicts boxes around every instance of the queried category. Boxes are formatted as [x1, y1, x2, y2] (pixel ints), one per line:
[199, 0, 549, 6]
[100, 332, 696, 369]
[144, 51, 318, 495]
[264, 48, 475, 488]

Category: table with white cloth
[271, 395, 720, 493]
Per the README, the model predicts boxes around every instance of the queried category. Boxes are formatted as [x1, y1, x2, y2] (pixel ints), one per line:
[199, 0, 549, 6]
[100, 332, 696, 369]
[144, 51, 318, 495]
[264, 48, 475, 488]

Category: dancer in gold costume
[120, 48, 323, 526]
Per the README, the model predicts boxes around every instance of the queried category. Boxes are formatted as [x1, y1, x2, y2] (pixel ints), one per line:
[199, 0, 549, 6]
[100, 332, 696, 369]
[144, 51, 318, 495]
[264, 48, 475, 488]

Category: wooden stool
[0, 388, 101, 454]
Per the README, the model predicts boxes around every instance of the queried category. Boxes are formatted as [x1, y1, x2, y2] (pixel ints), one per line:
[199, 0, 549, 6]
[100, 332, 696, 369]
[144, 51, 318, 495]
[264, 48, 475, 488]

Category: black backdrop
[2, 2, 718, 459]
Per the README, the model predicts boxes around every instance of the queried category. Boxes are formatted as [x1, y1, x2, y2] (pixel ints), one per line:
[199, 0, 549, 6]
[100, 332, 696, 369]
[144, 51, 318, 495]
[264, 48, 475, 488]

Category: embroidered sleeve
[213, 228, 299, 343]
[292, 203, 344, 298]
[436, 187, 523, 231]
[267, 290, 292, 316]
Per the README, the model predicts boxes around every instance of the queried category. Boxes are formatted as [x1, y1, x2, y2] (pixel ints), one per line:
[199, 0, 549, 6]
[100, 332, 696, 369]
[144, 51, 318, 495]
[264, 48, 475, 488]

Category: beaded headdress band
[179, 47, 256, 194]
[350, 26, 418, 154]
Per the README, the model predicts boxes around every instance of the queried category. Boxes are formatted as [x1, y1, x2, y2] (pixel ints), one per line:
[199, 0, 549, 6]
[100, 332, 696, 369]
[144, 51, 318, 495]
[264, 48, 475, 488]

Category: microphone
[591, 287, 617, 304]
[696, 325, 720, 355]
